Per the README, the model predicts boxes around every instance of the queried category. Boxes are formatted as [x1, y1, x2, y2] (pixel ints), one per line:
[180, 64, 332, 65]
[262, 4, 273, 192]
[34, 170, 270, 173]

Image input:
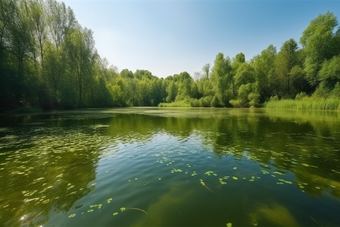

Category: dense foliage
[1, 0, 340, 111]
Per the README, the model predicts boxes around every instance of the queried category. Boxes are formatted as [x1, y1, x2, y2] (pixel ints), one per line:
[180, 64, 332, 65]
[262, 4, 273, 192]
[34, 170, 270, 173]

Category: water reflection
[249, 201, 299, 226]
[0, 108, 339, 226]
[0, 125, 104, 226]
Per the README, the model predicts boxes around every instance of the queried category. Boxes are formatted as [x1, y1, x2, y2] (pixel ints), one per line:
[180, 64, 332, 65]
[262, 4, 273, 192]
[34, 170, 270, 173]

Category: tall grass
[265, 98, 340, 110]
[158, 100, 192, 107]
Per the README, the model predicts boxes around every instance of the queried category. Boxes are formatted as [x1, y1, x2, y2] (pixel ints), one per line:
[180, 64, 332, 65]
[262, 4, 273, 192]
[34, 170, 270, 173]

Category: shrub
[295, 92, 308, 100]
[229, 99, 243, 108]
[248, 92, 260, 107]
[269, 95, 279, 101]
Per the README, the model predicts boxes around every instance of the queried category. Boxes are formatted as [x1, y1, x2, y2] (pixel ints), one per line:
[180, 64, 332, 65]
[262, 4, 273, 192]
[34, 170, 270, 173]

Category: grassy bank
[158, 100, 192, 107]
[265, 98, 340, 110]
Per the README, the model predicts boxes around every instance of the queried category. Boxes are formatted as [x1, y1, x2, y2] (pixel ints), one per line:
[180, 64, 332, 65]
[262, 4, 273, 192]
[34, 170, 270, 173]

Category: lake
[0, 107, 340, 227]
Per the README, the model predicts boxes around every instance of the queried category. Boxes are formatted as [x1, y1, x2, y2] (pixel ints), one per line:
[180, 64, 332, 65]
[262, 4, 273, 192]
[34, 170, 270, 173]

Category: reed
[265, 98, 340, 110]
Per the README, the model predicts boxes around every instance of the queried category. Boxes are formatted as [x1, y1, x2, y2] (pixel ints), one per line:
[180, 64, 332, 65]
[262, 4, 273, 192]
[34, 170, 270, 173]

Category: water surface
[1, 108, 340, 226]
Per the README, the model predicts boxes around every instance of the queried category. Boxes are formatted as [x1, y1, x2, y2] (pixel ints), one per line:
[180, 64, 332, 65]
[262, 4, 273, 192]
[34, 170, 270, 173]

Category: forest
[1, 0, 340, 111]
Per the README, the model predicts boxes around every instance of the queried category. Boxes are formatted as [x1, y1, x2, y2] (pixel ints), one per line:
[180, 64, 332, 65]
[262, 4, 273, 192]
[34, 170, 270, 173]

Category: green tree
[300, 11, 339, 87]
[272, 38, 299, 98]
[202, 63, 211, 79]
[230, 52, 246, 96]
[251, 44, 277, 102]
[234, 62, 255, 88]
[64, 27, 97, 107]
[176, 72, 193, 100]
[210, 52, 232, 106]
[47, 0, 77, 50]
[166, 81, 177, 103]
[289, 66, 311, 97]
[318, 55, 340, 89]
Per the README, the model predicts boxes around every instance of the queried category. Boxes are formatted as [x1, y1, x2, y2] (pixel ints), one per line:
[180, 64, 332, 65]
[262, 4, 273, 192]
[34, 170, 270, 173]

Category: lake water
[1, 108, 340, 227]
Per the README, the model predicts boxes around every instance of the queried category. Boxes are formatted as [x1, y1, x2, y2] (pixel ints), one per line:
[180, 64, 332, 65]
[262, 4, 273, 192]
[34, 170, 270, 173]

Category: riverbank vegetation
[265, 96, 340, 110]
[1, 0, 340, 111]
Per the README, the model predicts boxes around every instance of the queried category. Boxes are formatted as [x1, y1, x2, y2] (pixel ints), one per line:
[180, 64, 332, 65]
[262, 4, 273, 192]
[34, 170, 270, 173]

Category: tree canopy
[1, 2, 339, 111]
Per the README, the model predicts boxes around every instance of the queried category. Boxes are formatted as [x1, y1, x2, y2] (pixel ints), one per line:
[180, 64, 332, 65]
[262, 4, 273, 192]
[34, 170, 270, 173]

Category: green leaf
[68, 213, 76, 218]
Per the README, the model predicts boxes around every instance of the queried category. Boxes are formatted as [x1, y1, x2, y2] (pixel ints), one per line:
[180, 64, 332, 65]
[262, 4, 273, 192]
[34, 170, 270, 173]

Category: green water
[0, 108, 340, 227]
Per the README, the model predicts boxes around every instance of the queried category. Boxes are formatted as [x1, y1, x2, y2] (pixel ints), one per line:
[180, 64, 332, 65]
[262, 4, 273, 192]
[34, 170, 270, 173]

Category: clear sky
[61, 0, 340, 78]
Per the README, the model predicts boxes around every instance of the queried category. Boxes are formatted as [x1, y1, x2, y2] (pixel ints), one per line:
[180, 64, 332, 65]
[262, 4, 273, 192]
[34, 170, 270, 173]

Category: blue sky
[61, 0, 340, 78]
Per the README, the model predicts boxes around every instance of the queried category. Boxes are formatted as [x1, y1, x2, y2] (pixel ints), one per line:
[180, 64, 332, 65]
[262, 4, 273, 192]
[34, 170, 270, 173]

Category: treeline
[162, 11, 340, 108]
[0, 0, 126, 111]
[1, 0, 340, 111]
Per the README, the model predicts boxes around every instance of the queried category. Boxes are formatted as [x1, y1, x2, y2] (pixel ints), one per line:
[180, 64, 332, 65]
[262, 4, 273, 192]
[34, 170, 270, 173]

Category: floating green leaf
[68, 213, 76, 218]
[219, 178, 227, 185]
[261, 169, 269, 174]
[158, 178, 161, 180]
[233, 167, 237, 170]
[87, 209, 94, 213]
[273, 171, 284, 175]
[205, 171, 216, 176]
[172, 168, 182, 173]
[113, 212, 118, 216]
[232, 176, 238, 180]
[200, 179, 205, 186]
[120, 207, 126, 212]
[107, 198, 112, 203]
[278, 179, 292, 184]
[191, 171, 197, 177]
[226, 222, 232, 227]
